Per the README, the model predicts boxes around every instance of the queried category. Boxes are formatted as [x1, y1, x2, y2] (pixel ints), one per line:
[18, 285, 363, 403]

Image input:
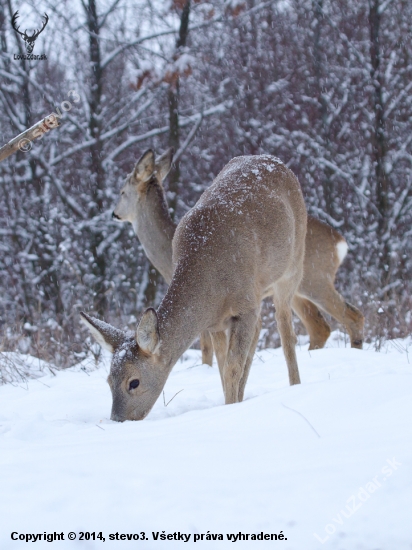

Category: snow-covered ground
[1, 333, 411, 549]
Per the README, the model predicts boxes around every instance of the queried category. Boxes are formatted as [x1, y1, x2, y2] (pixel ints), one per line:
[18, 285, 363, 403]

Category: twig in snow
[188, 362, 202, 369]
[163, 389, 184, 407]
[281, 403, 321, 438]
[34, 378, 51, 388]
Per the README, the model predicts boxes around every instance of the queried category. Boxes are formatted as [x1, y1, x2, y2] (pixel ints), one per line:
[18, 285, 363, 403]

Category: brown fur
[296, 218, 364, 349]
[82, 155, 307, 420]
[112, 148, 175, 282]
[113, 148, 215, 366]
[114, 149, 364, 353]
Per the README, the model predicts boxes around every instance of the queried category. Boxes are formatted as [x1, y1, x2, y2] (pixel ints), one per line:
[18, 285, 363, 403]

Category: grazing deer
[112, 149, 364, 354]
[82, 154, 307, 421]
[295, 219, 364, 349]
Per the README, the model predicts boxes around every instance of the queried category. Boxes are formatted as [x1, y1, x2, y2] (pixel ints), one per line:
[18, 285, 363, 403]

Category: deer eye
[129, 379, 140, 390]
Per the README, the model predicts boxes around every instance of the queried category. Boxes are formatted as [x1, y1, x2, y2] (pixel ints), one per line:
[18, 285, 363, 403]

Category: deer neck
[133, 182, 176, 284]
[155, 266, 209, 375]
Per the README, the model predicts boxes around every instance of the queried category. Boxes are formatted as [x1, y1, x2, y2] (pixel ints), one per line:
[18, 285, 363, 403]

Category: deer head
[12, 11, 48, 54]
[112, 148, 173, 224]
[80, 310, 166, 422]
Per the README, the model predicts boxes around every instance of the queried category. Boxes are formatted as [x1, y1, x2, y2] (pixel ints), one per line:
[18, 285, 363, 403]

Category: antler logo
[11, 11, 48, 54]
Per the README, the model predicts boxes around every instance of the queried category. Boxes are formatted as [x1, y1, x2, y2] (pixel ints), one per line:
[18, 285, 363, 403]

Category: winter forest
[1, 0, 412, 368]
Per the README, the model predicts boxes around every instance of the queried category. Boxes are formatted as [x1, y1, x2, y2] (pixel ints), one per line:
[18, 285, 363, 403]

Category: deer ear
[155, 148, 174, 182]
[132, 149, 155, 186]
[80, 312, 125, 353]
[136, 308, 160, 354]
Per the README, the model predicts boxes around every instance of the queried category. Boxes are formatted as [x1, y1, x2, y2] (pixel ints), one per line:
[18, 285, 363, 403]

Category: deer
[111, 149, 364, 360]
[81, 154, 307, 421]
[11, 11, 49, 55]
[110, 148, 215, 366]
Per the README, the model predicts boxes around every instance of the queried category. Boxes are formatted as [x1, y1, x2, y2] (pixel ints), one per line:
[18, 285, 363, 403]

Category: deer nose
[110, 412, 125, 422]
[112, 211, 120, 220]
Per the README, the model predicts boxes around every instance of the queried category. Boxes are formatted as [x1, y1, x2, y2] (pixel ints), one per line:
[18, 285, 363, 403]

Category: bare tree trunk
[168, 86, 180, 218]
[369, 0, 388, 228]
[369, 0, 390, 284]
[87, 0, 104, 206]
[5, 0, 64, 318]
[167, 0, 191, 220]
[86, 0, 108, 315]
[143, 264, 159, 308]
[143, 0, 191, 308]
[312, 0, 333, 216]
[0, 2, 8, 62]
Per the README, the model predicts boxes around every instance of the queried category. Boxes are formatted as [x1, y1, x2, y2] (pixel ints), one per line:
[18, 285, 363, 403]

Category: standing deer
[111, 149, 364, 358]
[81, 154, 307, 421]
[111, 148, 215, 366]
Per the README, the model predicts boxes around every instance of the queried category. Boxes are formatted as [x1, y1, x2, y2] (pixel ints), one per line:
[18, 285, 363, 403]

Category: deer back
[172, 155, 307, 315]
[83, 155, 307, 421]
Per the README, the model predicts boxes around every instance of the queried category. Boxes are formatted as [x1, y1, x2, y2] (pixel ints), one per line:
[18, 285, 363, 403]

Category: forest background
[1, 0, 411, 369]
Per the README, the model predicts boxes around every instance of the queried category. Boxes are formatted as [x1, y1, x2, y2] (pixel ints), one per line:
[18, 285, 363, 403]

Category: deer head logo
[11, 11, 48, 54]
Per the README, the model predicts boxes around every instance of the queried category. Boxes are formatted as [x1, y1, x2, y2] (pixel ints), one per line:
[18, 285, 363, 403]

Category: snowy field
[1, 333, 412, 550]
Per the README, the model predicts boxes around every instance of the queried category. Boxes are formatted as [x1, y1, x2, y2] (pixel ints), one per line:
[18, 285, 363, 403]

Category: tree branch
[0, 114, 60, 163]
[174, 112, 203, 164]
[101, 0, 278, 71]
[103, 101, 228, 166]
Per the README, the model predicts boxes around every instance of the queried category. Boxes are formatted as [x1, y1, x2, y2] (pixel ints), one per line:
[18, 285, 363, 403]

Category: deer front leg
[223, 311, 260, 405]
[200, 331, 214, 366]
[292, 295, 331, 350]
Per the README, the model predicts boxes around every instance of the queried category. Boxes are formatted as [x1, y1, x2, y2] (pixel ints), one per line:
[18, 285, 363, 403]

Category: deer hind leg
[200, 331, 214, 366]
[309, 285, 364, 349]
[210, 330, 228, 391]
[273, 287, 301, 386]
[292, 295, 331, 350]
[223, 311, 260, 405]
[237, 316, 262, 403]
